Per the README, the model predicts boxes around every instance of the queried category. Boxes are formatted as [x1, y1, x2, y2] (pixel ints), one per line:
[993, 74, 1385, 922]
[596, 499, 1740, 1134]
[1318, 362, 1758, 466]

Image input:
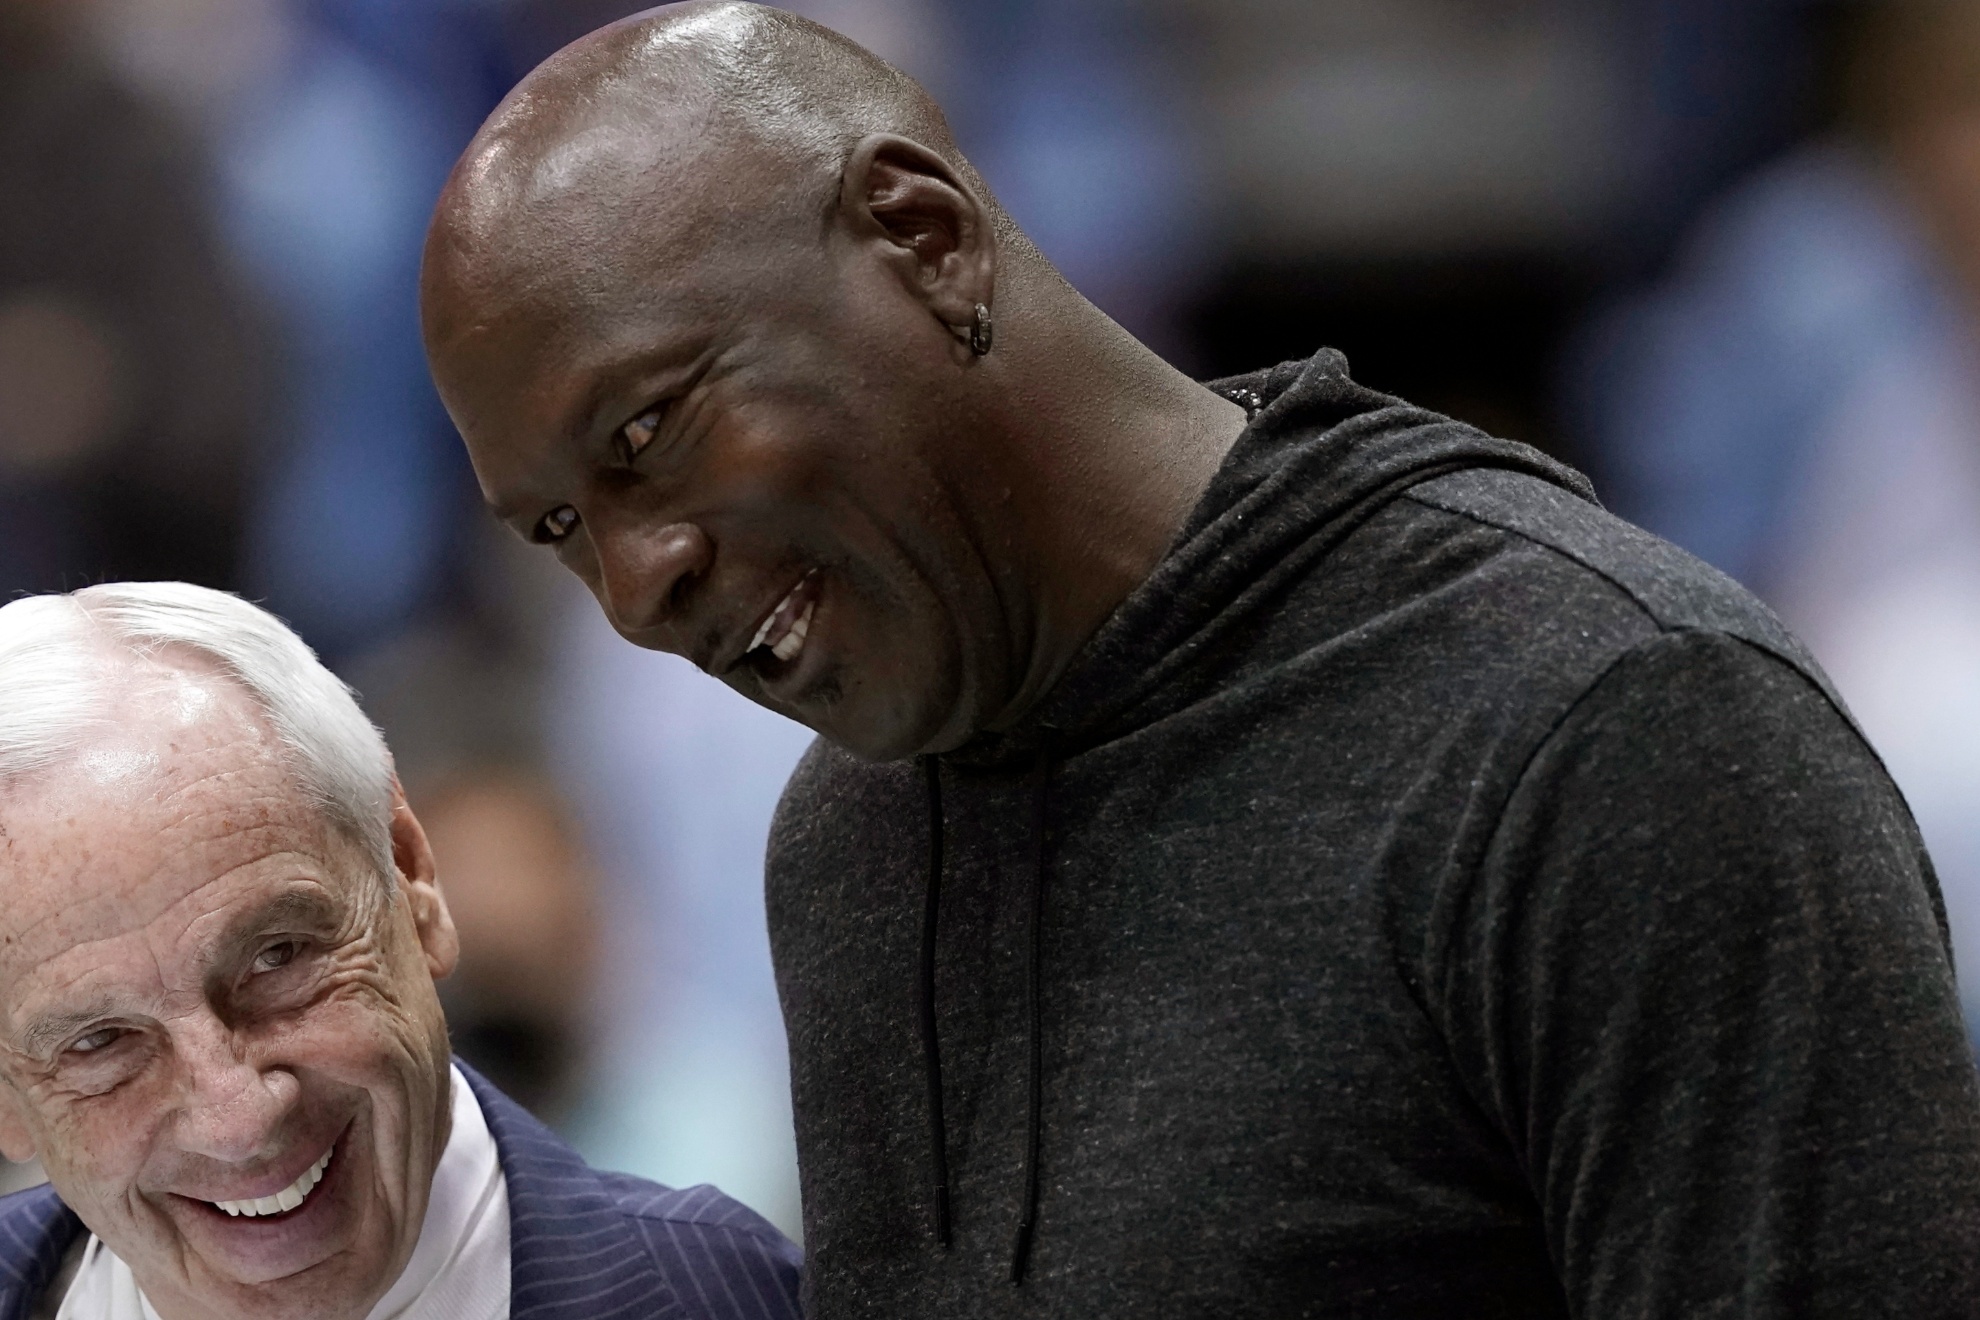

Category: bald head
[424, 2, 999, 348]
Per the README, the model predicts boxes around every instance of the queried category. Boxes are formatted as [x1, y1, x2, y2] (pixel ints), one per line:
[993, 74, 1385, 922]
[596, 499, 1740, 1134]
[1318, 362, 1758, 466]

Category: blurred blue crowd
[3, 0, 1977, 1233]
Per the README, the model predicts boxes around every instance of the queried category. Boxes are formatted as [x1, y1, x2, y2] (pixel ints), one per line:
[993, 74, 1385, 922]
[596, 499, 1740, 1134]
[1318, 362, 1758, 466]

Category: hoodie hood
[950, 349, 1598, 768]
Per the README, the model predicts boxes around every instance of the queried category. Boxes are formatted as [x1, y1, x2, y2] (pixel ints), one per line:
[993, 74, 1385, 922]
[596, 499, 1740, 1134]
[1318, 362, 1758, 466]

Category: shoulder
[766, 736, 919, 912]
[1401, 465, 1857, 721]
[593, 1174, 803, 1315]
[1406, 467, 1811, 660]
[465, 1066, 803, 1320]
[596, 1172, 799, 1258]
[769, 736, 908, 834]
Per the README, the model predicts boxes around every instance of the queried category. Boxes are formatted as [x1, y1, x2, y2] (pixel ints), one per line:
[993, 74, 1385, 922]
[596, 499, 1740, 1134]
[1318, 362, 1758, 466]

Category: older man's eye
[69, 1027, 124, 1055]
[533, 506, 580, 544]
[252, 941, 302, 973]
[619, 408, 663, 461]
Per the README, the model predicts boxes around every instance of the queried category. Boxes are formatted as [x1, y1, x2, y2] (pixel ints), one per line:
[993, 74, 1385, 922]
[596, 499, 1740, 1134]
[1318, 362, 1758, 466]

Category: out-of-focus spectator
[87, 0, 502, 661]
[0, 0, 268, 596]
[548, 600, 814, 1240]
[347, 519, 611, 1124]
[88, 0, 519, 664]
[1185, 0, 1825, 454]
[1574, 0, 1980, 1043]
[0, 0, 270, 1194]
[421, 774, 601, 1122]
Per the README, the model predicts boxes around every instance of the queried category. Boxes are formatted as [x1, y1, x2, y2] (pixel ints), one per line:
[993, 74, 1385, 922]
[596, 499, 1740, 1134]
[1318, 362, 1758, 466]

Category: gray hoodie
[766, 350, 1980, 1318]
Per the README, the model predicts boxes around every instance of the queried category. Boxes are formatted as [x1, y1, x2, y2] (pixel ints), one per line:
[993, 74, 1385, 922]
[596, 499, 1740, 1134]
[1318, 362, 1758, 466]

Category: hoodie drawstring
[919, 754, 952, 1250]
[918, 741, 1057, 1285]
[1011, 740, 1054, 1284]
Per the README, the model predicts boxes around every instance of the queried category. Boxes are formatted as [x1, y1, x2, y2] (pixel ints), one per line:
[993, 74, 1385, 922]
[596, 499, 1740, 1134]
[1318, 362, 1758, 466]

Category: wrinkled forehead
[0, 666, 342, 982]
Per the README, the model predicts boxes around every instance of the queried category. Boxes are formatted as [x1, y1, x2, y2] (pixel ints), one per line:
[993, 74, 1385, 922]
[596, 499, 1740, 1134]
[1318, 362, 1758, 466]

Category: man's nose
[592, 518, 715, 639]
[171, 1020, 299, 1166]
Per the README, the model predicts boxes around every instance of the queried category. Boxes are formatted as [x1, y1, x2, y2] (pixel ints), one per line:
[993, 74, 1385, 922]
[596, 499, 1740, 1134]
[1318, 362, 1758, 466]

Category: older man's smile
[169, 1128, 357, 1285]
[208, 1143, 334, 1220]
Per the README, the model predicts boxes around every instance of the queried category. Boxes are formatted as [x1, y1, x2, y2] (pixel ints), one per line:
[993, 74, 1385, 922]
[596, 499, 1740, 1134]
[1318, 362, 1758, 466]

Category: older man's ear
[388, 779, 460, 983]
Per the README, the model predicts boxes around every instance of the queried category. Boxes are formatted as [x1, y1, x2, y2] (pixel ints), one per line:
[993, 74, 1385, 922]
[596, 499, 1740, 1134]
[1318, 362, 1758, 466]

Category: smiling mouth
[210, 1145, 332, 1219]
[745, 570, 820, 668]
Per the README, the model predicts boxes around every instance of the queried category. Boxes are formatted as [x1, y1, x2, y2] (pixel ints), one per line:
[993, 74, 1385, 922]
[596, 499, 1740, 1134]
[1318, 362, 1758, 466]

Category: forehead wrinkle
[0, 747, 326, 979]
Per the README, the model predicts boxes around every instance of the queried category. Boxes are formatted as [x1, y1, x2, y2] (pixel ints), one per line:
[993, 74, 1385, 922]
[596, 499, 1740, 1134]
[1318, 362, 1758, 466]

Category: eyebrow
[209, 889, 344, 966]
[486, 340, 712, 529]
[567, 342, 714, 463]
[19, 1002, 128, 1059]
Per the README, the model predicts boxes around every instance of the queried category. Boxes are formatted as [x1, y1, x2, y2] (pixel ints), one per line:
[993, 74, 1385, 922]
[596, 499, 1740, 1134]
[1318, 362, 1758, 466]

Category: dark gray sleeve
[1452, 628, 1980, 1318]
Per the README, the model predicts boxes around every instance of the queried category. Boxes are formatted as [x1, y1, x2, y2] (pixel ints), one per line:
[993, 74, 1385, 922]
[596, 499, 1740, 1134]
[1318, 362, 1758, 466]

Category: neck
[968, 264, 1247, 739]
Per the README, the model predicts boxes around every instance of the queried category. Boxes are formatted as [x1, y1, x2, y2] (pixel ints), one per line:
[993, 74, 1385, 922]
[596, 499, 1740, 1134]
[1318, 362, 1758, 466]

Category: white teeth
[770, 600, 814, 663]
[748, 572, 819, 662]
[213, 1147, 331, 1219]
[747, 603, 782, 653]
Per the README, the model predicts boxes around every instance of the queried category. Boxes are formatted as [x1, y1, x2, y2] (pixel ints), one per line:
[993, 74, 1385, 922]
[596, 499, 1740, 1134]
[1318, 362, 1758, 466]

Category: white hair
[0, 582, 395, 877]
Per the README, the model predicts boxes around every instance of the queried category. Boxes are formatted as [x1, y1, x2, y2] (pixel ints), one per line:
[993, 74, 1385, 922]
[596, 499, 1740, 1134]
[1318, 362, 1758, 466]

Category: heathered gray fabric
[765, 350, 1980, 1318]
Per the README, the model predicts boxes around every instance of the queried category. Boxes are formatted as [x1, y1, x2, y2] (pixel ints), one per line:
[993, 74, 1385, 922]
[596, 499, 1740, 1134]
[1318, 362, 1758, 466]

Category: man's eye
[620, 408, 662, 461]
[69, 1027, 123, 1055]
[252, 941, 302, 973]
[534, 506, 580, 544]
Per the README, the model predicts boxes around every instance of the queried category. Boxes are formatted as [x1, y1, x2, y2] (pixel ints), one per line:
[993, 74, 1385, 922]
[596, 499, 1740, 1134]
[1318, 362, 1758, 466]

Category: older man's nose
[172, 1029, 300, 1166]
[594, 519, 714, 639]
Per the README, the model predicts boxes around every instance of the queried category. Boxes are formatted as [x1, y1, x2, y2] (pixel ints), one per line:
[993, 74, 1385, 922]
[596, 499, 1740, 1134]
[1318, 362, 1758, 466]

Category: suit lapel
[459, 1064, 682, 1320]
[0, 1186, 80, 1320]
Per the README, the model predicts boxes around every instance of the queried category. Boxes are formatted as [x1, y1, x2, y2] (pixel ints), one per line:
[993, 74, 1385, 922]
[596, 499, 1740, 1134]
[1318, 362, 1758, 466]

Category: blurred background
[4, 0, 1979, 1226]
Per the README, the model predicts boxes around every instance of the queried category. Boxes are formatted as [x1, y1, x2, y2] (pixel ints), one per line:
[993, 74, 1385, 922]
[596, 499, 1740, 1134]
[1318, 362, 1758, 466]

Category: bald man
[420, 5, 1980, 1317]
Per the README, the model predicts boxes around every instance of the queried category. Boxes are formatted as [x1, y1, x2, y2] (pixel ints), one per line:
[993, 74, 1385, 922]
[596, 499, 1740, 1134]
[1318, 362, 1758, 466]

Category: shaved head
[426, 2, 1006, 359]
[421, 2, 1242, 759]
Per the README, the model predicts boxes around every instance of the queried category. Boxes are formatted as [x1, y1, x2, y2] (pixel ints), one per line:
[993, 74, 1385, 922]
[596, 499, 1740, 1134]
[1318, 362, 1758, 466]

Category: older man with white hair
[0, 583, 803, 1320]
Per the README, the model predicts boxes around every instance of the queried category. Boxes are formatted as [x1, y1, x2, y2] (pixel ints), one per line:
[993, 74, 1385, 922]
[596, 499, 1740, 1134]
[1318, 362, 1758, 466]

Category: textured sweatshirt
[765, 350, 1980, 1318]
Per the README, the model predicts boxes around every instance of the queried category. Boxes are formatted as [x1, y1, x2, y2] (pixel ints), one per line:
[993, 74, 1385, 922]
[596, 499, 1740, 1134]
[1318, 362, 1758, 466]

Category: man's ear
[839, 133, 998, 343]
[387, 778, 459, 982]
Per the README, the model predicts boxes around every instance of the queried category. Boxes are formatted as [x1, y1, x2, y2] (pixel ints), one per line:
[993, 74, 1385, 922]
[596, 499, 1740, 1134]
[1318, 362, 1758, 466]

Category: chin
[824, 688, 977, 762]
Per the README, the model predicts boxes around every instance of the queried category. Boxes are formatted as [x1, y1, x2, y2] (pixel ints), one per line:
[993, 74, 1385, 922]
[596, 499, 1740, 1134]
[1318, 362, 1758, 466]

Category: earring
[969, 302, 994, 357]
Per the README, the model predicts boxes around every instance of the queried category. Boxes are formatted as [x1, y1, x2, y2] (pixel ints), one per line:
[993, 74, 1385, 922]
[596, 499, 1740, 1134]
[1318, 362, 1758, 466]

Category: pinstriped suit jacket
[0, 1062, 803, 1320]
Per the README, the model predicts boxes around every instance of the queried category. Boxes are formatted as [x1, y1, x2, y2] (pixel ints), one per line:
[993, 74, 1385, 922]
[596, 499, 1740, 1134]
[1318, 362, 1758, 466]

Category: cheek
[297, 978, 447, 1076]
[254, 943, 449, 1096]
[34, 1087, 167, 1221]
[280, 998, 447, 1177]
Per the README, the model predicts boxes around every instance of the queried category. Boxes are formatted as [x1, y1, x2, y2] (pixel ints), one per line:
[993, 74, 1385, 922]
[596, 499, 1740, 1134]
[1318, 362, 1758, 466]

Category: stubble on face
[0, 665, 454, 1320]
